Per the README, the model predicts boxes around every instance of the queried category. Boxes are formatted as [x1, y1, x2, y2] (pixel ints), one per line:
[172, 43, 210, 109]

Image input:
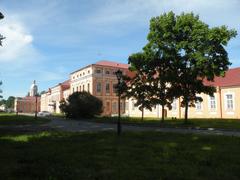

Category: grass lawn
[93, 116, 240, 130]
[0, 130, 240, 179]
[0, 113, 50, 126]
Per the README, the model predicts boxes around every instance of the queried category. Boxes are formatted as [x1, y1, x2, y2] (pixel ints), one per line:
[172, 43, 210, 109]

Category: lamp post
[115, 69, 123, 135]
[35, 95, 37, 119]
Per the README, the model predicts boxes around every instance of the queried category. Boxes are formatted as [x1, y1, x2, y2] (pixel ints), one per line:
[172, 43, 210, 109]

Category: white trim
[224, 92, 235, 112]
[208, 94, 217, 112]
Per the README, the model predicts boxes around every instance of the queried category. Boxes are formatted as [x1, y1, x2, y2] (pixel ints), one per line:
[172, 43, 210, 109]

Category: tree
[6, 96, 15, 109]
[128, 12, 236, 123]
[59, 91, 103, 118]
[128, 12, 178, 123]
[127, 53, 153, 121]
[170, 12, 237, 123]
[146, 12, 236, 123]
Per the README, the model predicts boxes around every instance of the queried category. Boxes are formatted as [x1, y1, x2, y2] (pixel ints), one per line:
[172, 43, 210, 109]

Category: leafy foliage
[59, 91, 103, 118]
[127, 12, 236, 122]
[5, 96, 15, 109]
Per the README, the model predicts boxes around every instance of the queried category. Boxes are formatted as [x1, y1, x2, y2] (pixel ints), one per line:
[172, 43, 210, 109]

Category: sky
[0, 0, 239, 98]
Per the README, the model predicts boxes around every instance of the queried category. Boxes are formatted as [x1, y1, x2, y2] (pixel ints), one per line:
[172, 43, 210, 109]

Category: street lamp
[115, 69, 123, 135]
[35, 95, 37, 119]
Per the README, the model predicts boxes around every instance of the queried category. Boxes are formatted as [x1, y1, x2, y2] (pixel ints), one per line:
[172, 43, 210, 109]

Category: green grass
[94, 116, 240, 130]
[0, 130, 240, 179]
[0, 113, 50, 126]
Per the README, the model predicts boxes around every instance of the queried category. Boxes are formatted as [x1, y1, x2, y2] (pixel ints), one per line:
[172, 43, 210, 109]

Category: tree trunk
[141, 109, 144, 122]
[161, 104, 165, 123]
[184, 101, 188, 124]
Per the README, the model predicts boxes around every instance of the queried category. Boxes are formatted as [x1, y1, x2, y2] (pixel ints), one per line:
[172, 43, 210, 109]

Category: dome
[29, 80, 38, 96]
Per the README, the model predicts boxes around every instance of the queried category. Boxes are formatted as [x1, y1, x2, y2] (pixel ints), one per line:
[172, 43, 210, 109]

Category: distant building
[40, 61, 130, 115]
[14, 80, 41, 113]
[41, 60, 240, 119]
[41, 80, 70, 113]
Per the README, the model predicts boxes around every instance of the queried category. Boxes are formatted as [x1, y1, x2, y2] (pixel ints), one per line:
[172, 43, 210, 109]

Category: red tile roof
[95, 60, 129, 69]
[204, 67, 240, 87]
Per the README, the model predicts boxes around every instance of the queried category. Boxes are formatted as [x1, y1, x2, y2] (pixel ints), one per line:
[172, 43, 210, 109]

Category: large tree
[128, 12, 178, 123]
[172, 12, 237, 122]
[127, 53, 153, 121]
[128, 12, 236, 123]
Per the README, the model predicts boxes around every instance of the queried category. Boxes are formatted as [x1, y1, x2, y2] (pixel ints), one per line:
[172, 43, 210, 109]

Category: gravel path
[46, 117, 240, 137]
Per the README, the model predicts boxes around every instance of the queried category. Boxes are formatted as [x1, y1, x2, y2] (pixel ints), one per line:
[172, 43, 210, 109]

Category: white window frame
[208, 95, 217, 111]
[195, 100, 202, 111]
[172, 99, 177, 111]
[224, 93, 235, 111]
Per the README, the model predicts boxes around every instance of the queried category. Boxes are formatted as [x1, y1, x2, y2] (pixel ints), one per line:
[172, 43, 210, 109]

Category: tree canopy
[127, 12, 237, 122]
[59, 91, 103, 118]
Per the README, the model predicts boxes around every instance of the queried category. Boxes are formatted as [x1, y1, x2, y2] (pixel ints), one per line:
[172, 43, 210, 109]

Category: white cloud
[0, 17, 37, 62]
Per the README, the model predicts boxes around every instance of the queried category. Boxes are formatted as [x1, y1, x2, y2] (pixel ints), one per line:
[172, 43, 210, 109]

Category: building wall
[15, 97, 41, 113]
[127, 86, 240, 119]
[40, 83, 70, 114]
[70, 64, 128, 116]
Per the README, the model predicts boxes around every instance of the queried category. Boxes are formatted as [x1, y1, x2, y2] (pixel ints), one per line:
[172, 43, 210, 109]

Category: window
[97, 82, 102, 93]
[72, 87, 74, 92]
[226, 94, 233, 110]
[132, 101, 135, 111]
[209, 96, 216, 110]
[106, 101, 110, 111]
[125, 102, 129, 110]
[105, 70, 110, 75]
[106, 83, 110, 94]
[83, 72, 85, 76]
[112, 102, 117, 112]
[120, 102, 124, 110]
[96, 69, 102, 74]
[172, 99, 177, 111]
[76, 86, 78, 92]
[196, 101, 202, 111]
[88, 70, 90, 74]
[80, 85, 81, 91]
[87, 83, 90, 92]
[83, 85, 85, 91]
[113, 83, 118, 93]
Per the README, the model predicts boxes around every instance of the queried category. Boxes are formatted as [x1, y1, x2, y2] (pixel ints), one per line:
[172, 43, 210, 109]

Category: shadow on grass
[1, 131, 240, 179]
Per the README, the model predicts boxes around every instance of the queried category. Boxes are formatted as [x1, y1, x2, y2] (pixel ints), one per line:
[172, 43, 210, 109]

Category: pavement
[46, 117, 240, 137]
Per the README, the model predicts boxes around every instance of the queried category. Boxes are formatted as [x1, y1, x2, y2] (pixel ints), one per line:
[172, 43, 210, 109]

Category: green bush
[59, 91, 103, 118]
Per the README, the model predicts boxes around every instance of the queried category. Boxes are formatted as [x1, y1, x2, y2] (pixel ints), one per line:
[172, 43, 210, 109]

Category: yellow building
[41, 80, 70, 113]
[41, 60, 240, 119]
[127, 67, 240, 119]
[70, 61, 128, 116]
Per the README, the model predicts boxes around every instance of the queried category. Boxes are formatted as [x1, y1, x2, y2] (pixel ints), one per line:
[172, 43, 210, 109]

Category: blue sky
[0, 0, 240, 98]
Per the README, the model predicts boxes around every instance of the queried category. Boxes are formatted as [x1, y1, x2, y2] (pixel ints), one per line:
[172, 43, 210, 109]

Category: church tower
[29, 80, 38, 96]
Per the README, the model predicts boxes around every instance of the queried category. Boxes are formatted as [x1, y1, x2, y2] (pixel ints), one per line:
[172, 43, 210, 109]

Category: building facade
[70, 61, 129, 116]
[41, 60, 240, 119]
[14, 80, 41, 113]
[126, 68, 240, 119]
[41, 80, 70, 113]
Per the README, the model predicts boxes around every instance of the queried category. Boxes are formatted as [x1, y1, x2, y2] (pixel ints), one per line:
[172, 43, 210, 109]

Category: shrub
[59, 91, 103, 118]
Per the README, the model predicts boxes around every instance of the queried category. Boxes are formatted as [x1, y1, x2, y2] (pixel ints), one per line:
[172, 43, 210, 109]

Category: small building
[41, 80, 70, 113]
[14, 80, 41, 113]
